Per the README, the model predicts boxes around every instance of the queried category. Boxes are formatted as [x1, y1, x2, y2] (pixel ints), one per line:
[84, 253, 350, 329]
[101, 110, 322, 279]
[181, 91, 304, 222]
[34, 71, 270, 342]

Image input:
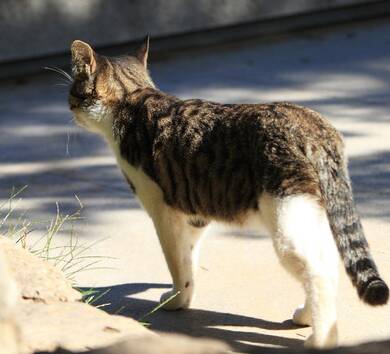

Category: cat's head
[68, 37, 153, 132]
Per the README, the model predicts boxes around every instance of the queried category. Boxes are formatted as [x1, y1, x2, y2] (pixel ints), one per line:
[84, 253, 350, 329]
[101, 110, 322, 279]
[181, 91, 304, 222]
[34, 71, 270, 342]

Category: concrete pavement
[1, 18, 390, 352]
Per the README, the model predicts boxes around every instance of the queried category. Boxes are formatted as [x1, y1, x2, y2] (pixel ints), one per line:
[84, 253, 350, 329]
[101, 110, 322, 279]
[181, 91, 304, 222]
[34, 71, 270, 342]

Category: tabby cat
[68, 37, 388, 348]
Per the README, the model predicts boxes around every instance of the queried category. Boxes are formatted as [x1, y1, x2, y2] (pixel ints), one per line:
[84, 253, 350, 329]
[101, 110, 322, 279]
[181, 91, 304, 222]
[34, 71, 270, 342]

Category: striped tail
[319, 156, 389, 306]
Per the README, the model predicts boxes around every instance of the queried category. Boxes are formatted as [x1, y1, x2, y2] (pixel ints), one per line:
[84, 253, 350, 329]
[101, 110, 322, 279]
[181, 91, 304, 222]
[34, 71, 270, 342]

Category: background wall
[0, 0, 384, 64]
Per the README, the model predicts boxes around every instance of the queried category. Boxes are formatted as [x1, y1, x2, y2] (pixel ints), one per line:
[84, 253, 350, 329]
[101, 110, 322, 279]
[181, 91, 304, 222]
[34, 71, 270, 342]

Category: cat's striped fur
[69, 38, 388, 348]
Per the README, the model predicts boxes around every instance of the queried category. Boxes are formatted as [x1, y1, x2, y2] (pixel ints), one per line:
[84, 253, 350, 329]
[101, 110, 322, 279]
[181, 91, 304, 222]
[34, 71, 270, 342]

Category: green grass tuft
[0, 186, 112, 282]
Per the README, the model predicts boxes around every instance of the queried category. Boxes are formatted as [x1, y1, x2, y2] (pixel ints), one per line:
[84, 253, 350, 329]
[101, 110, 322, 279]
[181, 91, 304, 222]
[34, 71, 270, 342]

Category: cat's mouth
[68, 94, 82, 110]
[71, 111, 86, 125]
[68, 97, 88, 126]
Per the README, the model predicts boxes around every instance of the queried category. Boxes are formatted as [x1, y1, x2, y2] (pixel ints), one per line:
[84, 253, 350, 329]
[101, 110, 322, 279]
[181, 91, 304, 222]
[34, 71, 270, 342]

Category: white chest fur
[73, 107, 166, 218]
[102, 121, 165, 218]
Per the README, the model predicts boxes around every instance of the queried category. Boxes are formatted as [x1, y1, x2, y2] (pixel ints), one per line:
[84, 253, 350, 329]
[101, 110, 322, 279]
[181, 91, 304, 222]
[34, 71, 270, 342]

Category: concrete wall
[0, 0, 381, 63]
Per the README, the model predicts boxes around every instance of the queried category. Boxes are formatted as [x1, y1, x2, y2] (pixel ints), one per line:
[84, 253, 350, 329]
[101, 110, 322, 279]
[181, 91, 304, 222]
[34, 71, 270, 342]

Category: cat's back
[161, 97, 343, 158]
[120, 88, 341, 147]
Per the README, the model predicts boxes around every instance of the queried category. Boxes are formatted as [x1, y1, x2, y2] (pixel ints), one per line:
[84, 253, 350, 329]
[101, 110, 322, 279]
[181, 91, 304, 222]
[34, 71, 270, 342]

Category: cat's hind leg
[152, 207, 207, 310]
[260, 193, 339, 348]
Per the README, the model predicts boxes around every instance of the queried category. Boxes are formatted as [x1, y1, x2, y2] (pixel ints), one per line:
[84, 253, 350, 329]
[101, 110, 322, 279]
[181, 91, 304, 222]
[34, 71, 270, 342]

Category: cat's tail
[319, 152, 389, 306]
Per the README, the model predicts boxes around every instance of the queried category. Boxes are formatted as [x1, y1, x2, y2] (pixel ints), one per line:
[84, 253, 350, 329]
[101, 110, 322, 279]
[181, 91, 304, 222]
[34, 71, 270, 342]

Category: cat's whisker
[45, 66, 73, 82]
[58, 76, 72, 84]
[44, 66, 73, 83]
[53, 83, 70, 87]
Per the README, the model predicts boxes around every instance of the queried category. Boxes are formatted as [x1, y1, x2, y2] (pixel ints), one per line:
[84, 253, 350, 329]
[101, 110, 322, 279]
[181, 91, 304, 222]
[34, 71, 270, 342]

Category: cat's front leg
[152, 207, 206, 310]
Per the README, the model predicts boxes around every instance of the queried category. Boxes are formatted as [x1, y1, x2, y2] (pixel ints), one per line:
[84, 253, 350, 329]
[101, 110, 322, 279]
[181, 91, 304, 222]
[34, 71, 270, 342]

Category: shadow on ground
[349, 151, 390, 219]
[81, 283, 304, 352]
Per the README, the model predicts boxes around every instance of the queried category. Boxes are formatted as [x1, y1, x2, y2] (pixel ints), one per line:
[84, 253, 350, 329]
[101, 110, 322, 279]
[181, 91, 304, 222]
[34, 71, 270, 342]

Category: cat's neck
[102, 86, 178, 180]
[115, 87, 178, 125]
[126, 87, 170, 107]
[99, 87, 163, 141]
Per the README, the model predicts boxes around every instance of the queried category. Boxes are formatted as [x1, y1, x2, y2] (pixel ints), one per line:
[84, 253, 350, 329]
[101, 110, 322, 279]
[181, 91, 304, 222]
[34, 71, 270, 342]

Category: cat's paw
[159, 290, 191, 311]
[292, 304, 312, 326]
[304, 334, 315, 348]
[304, 324, 338, 349]
[304, 333, 338, 349]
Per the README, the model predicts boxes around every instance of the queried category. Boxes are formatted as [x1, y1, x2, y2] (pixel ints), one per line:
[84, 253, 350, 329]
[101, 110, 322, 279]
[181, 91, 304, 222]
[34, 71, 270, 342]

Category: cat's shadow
[82, 283, 304, 352]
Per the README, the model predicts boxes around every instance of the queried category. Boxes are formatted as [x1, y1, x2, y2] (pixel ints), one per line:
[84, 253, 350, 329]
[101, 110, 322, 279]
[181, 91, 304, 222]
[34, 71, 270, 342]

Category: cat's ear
[136, 35, 150, 68]
[71, 40, 97, 77]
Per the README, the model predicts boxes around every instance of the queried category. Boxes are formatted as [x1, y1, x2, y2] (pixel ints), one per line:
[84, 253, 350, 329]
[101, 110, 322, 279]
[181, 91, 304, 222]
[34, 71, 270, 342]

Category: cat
[68, 37, 388, 348]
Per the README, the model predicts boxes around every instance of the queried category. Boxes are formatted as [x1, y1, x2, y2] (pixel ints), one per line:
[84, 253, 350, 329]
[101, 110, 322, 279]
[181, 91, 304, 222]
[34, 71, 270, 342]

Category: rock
[17, 301, 153, 354]
[36, 333, 230, 354]
[0, 237, 81, 303]
[37, 338, 390, 354]
[0, 236, 153, 354]
[0, 243, 21, 354]
[108, 333, 230, 354]
[0, 318, 20, 354]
